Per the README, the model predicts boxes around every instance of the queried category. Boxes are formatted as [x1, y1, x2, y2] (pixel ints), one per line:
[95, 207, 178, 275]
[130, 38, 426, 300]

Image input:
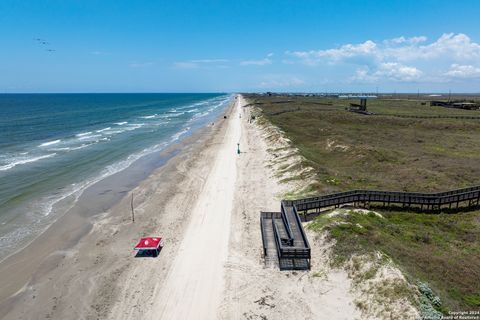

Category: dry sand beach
[0, 95, 359, 320]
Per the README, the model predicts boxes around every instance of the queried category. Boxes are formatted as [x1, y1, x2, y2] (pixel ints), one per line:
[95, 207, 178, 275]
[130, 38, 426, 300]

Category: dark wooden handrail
[290, 185, 480, 206]
[289, 186, 480, 213]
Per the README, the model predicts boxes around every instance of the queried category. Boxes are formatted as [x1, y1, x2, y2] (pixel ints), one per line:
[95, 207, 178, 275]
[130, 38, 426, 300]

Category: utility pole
[131, 192, 135, 222]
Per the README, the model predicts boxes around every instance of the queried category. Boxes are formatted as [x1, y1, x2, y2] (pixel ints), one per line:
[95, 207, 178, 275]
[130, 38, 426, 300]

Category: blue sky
[1, 0, 480, 93]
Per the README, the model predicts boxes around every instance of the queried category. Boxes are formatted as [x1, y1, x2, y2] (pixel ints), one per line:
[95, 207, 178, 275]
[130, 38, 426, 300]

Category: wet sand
[0, 101, 235, 319]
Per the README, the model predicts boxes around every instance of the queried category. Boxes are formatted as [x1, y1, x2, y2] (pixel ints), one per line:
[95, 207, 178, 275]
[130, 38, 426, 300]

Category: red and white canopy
[134, 237, 163, 250]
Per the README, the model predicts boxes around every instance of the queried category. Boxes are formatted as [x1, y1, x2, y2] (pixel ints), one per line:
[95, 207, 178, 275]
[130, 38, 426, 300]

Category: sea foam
[76, 132, 92, 137]
[78, 134, 102, 140]
[39, 140, 61, 147]
[0, 153, 57, 171]
[170, 127, 190, 142]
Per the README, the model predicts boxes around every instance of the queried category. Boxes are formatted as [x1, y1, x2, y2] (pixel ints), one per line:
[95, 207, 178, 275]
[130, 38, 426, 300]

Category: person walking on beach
[237, 143, 240, 154]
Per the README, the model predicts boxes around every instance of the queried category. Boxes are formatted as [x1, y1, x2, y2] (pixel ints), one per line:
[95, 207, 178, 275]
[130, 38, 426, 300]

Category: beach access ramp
[260, 201, 311, 270]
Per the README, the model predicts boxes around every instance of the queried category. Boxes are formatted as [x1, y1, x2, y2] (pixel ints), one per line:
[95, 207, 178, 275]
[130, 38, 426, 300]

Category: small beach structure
[260, 202, 311, 270]
[134, 237, 164, 257]
[339, 94, 377, 114]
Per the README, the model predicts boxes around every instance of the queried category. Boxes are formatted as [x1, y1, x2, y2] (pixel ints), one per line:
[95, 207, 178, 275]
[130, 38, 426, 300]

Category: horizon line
[1, 91, 480, 95]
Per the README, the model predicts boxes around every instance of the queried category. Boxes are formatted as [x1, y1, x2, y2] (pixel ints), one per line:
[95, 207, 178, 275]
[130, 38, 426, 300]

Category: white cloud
[288, 33, 480, 66]
[258, 76, 304, 88]
[423, 33, 480, 60]
[173, 59, 229, 69]
[386, 33, 480, 61]
[445, 64, 480, 78]
[384, 36, 427, 45]
[240, 58, 272, 66]
[173, 61, 198, 69]
[190, 59, 229, 63]
[350, 67, 378, 82]
[240, 53, 274, 66]
[286, 33, 480, 83]
[287, 40, 377, 65]
[376, 63, 423, 81]
[130, 61, 154, 68]
[351, 63, 422, 82]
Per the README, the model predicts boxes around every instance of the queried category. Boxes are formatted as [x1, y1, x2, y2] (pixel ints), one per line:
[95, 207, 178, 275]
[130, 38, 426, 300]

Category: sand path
[149, 97, 241, 319]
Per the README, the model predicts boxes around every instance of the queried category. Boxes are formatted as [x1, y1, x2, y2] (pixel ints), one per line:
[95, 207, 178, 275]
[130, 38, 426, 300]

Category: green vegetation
[308, 209, 480, 311]
[247, 94, 480, 312]
[418, 282, 444, 319]
[247, 94, 480, 193]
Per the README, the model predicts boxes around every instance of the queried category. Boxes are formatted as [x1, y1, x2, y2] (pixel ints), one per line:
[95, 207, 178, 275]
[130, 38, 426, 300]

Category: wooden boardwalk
[260, 206, 311, 271]
[287, 185, 480, 216]
[261, 185, 480, 270]
[260, 212, 280, 268]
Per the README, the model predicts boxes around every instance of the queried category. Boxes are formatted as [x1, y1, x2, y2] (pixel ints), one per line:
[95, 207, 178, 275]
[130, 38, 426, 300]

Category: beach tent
[134, 237, 164, 257]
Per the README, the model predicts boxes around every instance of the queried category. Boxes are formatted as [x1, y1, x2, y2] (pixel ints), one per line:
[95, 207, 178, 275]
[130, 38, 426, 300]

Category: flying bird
[34, 38, 56, 52]
[34, 38, 50, 45]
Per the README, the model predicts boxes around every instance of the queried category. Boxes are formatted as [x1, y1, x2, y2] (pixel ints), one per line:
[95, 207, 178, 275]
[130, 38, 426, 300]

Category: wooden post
[131, 192, 135, 222]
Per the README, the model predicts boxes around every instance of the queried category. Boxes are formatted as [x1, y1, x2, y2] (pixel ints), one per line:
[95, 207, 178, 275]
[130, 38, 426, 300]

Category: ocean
[0, 93, 232, 260]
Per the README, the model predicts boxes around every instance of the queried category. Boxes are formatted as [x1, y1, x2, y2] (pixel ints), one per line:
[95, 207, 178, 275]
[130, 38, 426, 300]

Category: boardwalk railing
[260, 211, 280, 257]
[260, 205, 311, 270]
[291, 186, 480, 214]
[280, 202, 294, 240]
[292, 205, 310, 249]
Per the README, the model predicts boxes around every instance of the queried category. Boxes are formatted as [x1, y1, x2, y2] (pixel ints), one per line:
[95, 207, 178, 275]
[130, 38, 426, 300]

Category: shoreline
[0, 94, 231, 263]
[0, 100, 235, 318]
